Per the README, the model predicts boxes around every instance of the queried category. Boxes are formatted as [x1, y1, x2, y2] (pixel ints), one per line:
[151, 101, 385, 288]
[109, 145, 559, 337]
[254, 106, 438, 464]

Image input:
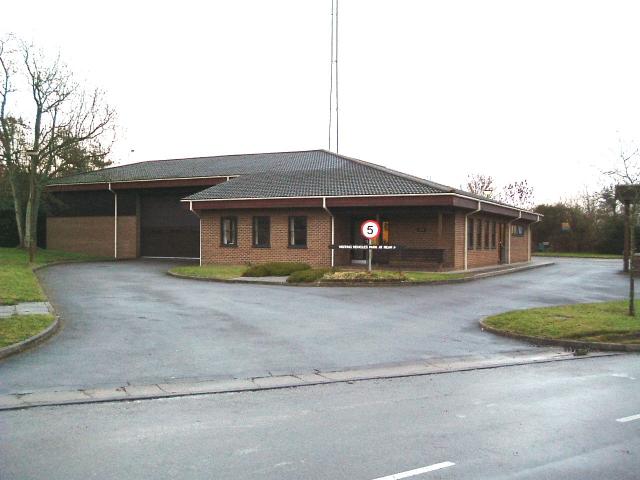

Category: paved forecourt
[0, 257, 628, 394]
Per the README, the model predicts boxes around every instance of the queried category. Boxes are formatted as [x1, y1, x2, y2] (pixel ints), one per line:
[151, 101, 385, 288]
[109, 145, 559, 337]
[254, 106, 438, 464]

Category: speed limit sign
[361, 220, 381, 240]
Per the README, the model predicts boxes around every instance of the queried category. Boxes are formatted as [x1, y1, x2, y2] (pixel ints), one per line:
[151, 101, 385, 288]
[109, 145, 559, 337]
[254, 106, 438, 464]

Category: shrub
[287, 268, 332, 283]
[243, 262, 311, 277]
[322, 271, 408, 282]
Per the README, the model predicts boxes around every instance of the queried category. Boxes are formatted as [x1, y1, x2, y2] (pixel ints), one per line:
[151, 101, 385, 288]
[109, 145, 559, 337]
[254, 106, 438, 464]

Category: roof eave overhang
[185, 193, 541, 220]
[46, 176, 234, 192]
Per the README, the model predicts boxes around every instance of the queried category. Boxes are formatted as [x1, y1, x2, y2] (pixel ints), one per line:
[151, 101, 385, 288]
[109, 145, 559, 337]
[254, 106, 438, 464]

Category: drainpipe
[464, 201, 482, 271]
[322, 197, 335, 268]
[528, 213, 541, 262]
[189, 200, 202, 267]
[506, 211, 522, 264]
[108, 183, 117, 259]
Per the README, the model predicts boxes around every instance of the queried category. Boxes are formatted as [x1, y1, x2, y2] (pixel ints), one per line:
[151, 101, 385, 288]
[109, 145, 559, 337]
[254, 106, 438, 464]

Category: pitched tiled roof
[50, 149, 514, 207]
[184, 150, 456, 200]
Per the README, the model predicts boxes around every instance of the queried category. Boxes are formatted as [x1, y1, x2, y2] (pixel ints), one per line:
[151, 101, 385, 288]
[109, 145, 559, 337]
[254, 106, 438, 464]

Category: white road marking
[612, 373, 636, 380]
[371, 461, 455, 480]
[617, 414, 640, 423]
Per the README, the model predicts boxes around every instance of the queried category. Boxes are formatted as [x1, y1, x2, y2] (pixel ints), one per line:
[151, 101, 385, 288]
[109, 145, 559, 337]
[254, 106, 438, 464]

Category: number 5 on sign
[361, 220, 380, 240]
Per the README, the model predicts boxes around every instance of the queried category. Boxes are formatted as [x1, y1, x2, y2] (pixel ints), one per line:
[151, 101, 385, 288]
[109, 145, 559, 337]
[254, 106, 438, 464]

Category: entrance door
[498, 223, 507, 264]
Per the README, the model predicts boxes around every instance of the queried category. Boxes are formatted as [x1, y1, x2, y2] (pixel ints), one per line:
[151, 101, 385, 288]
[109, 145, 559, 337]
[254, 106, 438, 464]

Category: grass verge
[484, 301, 640, 344]
[0, 314, 55, 348]
[533, 252, 622, 259]
[169, 264, 248, 280]
[404, 271, 466, 282]
[0, 247, 106, 305]
[170, 264, 466, 284]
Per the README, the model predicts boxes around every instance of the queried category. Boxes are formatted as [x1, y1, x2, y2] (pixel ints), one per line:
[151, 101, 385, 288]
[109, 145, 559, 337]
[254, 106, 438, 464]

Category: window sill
[252, 245, 271, 249]
[220, 244, 238, 248]
[288, 245, 308, 249]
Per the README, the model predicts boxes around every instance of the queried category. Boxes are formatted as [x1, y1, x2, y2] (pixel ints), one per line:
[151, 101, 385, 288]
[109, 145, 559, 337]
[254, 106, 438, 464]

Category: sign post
[360, 219, 381, 272]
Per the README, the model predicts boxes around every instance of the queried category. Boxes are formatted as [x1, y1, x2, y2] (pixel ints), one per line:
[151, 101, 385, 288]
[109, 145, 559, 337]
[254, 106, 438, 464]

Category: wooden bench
[398, 248, 445, 264]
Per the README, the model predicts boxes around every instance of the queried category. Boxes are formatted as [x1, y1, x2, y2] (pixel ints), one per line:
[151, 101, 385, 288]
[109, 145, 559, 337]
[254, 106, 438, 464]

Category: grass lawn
[484, 301, 640, 344]
[404, 271, 466, 282]
[533, 252, 622, 259]
[0, 313, 55, 348]
[169, 264, 248, 280]
[0, 247, 106, 305]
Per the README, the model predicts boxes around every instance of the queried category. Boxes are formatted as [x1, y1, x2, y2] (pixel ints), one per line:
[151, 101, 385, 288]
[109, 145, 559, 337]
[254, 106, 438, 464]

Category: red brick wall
[453, 212, 518, 270]
[510, 220, 530, 263]
[333, 215, 351, 267]
[467, 216, 502, 268]
[200, 208, 332, 267]
[47, 215, 138, 259]
[387, 213, 456, 268]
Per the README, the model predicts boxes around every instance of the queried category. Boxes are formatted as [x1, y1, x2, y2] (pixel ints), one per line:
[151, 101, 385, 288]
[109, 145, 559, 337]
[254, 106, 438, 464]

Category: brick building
[46, 150, 540, 270]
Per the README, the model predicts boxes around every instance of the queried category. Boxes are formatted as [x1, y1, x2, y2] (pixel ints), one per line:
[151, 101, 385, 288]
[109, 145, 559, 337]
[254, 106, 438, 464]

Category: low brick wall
[47, 215, 138, 259]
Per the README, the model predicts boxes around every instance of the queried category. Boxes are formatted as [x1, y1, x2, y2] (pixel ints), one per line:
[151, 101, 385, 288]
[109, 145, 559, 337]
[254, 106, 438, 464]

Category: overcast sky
[6, 0, 640, 203]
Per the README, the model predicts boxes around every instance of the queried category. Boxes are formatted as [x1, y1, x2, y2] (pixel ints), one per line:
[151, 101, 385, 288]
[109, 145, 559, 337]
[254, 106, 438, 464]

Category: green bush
[287, 268, 332, 283]
[243, 262, 311, 277]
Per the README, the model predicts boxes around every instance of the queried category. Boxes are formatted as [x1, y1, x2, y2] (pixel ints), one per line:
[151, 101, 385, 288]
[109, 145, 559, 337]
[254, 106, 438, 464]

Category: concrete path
[0, 257, 628, 395]
[0, 302, 51, 318]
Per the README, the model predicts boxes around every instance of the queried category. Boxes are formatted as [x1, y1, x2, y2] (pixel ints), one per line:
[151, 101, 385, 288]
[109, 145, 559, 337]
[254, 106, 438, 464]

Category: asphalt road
[0, 257, 628, 394]
[1, 354, 638, 479]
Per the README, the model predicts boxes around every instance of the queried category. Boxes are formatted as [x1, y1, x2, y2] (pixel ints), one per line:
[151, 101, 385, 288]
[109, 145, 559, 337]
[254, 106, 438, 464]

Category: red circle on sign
[361, 220, 381, 240]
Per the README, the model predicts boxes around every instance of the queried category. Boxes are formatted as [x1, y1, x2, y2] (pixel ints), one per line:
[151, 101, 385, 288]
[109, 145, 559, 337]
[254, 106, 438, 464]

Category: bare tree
[464, 173, 535, 210]
[499, 180, 535, 210]
[0, 36, 116, 260]
[0, 37, 29, 248]
[465, 173, 497, 198]
[605, 138, 640, 316]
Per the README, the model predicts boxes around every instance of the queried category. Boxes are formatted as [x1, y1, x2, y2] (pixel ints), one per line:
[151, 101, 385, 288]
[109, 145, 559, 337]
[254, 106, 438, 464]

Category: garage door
[140, 192, 199, 258]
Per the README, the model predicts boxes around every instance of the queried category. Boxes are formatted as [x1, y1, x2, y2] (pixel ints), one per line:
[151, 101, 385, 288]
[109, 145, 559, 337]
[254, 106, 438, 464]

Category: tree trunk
[7, 171, 25, 248]
[24, 156, 39, 263]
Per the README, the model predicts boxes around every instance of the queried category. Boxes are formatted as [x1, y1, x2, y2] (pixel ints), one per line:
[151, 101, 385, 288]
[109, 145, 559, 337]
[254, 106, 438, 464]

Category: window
[288, 216, 307, 247]
[484, 220, 490, 249]
[475, 219, 481, 249]
[491, 221, 497, 249]
[467, 218, 474, 250]
[221, 216, 237, 246]
[511, 224, 525, 237]
[252, 216, 270, 247]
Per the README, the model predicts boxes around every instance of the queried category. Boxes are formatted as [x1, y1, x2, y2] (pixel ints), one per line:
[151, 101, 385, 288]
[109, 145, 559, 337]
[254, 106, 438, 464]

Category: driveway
[0, 258, 627, 394]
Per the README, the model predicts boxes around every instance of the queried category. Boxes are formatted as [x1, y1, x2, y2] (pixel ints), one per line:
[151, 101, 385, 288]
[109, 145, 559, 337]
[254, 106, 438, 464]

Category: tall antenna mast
[328, 0, 339, 153]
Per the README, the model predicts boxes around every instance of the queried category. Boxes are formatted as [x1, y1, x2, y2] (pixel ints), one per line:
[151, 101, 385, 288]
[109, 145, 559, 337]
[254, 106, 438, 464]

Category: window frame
[252, 216, 271, 248]
[491, 221, 497, 249]
[511, 224, 526, 237]
[484, 220, 490, 249]
[220, 216, 238, 247]
[288, 216, 308, 248]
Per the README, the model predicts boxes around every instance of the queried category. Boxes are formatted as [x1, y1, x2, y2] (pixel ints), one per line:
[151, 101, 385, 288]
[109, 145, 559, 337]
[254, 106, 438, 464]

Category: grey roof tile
[51, 149, 514, 207]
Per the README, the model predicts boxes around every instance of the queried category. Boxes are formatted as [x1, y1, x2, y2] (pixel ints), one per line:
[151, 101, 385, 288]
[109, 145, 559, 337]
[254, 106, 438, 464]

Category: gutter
[184, 192, 541, 218]
[188, 201, 202, 266]
[108, 183, 117, 259]
[322, 197, 335, 268]
[507, 211, 522, 264]
[464, 201, 482, 270]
